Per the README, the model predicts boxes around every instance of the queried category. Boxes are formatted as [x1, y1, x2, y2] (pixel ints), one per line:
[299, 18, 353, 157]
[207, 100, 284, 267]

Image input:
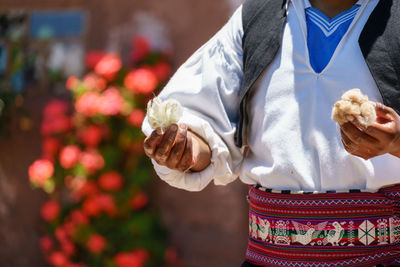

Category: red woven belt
[246, 185, 400, 267]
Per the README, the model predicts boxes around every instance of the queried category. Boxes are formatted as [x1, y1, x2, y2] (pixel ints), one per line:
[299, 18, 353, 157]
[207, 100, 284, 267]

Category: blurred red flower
[63, 221, 78, 237]
[96, 193, 117, 216]
[124, 68, 158, 94]
[29, 159, 54, 185]
[42, 137, 61, 160]
[75, 181, 99, 199]
[55, 226, 68, 243]
[60, 145, 81, 169]
[114, 249, 149, 267]
[40, 236, 54, 252]
[41, 116, 72, 136]
[40, 99, 72, 136]
[131, 193, 149, 210]
[43, 100, 69, 119]
[153, 62, 172, 81]
[86, 234, 106, 254]
[66, 176, 88, 202]
[70, 210, 89, 225]
[66, 76, 79, 90]
[114, 253, 140, 267]
[94, 54, 122, 81]
[134, 249, 150, 262]
[41, 100, 71, 136]
[85, 50, 107, 69]
[98, 171, 123, 191]
[80, 150, 105, 174]
[75, 92, 100, 117]
[79, 125, 103, 148]
[82, 197, 102, 217]
[41, 200, 60, 222]
[98, 87, 124, 116]
[61, 239, 76, 256]
[130, 36, 150, 63]
[49, 251, 68, 267]
[127, 109, 145, 127]
[83, 193, 116, 217]
[83, 73, 107, 91]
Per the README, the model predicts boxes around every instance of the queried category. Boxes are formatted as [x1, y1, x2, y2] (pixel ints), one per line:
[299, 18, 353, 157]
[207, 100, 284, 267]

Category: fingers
[343, 103, 400, 159]
[177, 134, 194, 172]
[341, 122, 378, 147]
[365, 123, 397, 145]
[154, 124, 179, 163]
[143, 124, 194, 172]
[340, 129, 375, 160]
[375, 102, 396, 121]
[143, 128, 163, 157]
[166, 125, 188, 169]
[340, 121, 381, 160]
[363, 102, 400, 141]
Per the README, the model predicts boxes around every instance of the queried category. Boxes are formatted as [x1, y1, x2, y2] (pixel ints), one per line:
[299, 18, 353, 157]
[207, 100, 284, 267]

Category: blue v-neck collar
[303, 0, 364, 73]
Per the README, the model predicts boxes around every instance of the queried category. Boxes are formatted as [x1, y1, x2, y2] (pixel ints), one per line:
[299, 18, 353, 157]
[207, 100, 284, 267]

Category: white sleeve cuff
[144, 109, 239, 192]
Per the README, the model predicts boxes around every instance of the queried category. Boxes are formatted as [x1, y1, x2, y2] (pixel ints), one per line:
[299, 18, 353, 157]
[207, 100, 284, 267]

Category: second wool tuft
[332, 88, 376, 127]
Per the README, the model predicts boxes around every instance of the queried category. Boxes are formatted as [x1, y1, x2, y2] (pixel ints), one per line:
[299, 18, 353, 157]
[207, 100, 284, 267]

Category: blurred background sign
[30, 11, 85, 39]
[0, 9, 86, 95]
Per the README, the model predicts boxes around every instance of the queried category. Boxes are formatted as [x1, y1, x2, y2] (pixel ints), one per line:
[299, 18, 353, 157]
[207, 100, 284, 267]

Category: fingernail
[170, 124, 178, 131]
[156, 128, 162, 135]
[179, 124, 187, 130]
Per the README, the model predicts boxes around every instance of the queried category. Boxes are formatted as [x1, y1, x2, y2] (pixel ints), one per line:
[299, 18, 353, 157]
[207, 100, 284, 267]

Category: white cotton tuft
[147, 97, 183, 129]
[331, 88, 376, 127]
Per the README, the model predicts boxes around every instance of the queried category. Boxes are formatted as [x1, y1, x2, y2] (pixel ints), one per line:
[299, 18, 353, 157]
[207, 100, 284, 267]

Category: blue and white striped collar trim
[303, 0, 365, 9]
[303, 0, 363, 36]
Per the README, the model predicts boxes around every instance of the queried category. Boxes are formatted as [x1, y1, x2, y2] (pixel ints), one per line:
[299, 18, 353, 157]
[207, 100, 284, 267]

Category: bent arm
[142, 5, 244, 191]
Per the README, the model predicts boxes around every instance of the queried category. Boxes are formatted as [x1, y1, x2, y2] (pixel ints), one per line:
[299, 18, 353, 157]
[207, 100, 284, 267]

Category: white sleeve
[142, 5, 244, 192]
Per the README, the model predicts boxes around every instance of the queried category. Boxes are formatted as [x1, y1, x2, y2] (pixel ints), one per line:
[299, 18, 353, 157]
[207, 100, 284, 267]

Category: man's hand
[340, 102, 400, 160]
[143, 123, 211, 172]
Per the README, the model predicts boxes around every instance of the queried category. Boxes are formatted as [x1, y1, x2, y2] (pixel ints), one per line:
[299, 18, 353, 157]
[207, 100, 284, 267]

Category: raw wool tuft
[331, 88, 376, 127]
[147, 97, 183, 129]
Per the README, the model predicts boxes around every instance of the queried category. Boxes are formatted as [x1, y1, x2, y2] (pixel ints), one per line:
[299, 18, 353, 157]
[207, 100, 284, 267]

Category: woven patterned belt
[246, 185, 400, 267]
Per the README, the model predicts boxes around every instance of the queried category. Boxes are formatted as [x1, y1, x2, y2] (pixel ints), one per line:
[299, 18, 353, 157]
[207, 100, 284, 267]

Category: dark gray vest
[235, 0, 400, 148]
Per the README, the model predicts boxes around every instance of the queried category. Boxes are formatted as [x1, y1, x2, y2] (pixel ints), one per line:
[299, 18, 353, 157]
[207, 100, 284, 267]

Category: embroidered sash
[246, 185, 400, 266]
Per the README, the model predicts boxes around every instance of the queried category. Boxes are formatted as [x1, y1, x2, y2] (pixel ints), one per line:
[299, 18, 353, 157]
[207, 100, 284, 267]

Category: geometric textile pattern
[246, 185, 400, 266]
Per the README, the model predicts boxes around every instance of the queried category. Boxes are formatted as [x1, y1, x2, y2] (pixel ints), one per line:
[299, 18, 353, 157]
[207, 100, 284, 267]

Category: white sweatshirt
[142, 0, 400, 192]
